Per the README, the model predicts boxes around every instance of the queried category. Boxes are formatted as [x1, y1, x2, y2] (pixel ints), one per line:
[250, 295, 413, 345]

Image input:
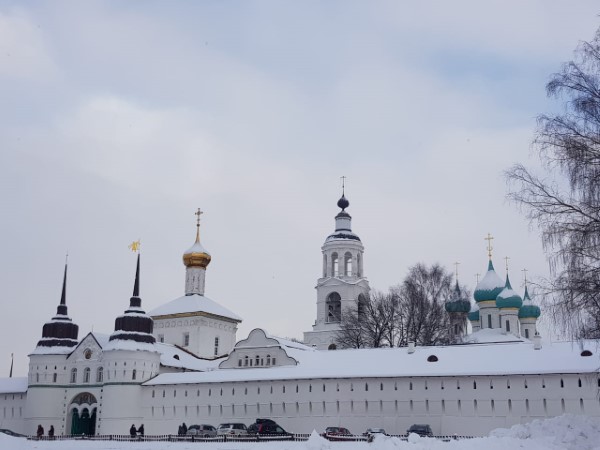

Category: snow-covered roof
[184, 241, 210, 256]
[30, 344, 75, 355]
[148, 294, 242, 322]
[0, 377, 27, 394]
[154, 342, 223, 371]
[145, 339, 600, 386]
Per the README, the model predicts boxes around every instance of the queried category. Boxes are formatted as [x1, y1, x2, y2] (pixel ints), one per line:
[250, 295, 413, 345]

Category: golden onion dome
[183, 209, 212, 268]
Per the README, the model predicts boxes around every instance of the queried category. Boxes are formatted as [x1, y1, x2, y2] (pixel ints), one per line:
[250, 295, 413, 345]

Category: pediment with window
[218, 328, 299, 369]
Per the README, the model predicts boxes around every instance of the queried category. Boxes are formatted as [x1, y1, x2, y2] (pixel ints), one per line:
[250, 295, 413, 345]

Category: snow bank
[490, 414, 600, 450]
[1, 415, 599, 450]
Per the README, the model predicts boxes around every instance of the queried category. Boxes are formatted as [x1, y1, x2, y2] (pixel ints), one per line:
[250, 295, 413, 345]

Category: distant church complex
[0, 193, 598, 437]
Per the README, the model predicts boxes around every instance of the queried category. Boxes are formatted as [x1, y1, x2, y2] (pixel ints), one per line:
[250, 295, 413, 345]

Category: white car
[217, 423, 248, 436]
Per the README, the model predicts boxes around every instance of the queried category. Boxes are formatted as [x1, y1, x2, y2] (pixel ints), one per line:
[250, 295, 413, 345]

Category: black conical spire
[37, 259, 79, 349]
[131, 253, 141, 307]
[56, 262, 68, 315]
[110, 252, 155, 344]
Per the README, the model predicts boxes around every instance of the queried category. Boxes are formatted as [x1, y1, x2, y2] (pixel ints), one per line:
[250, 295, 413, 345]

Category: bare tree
[336, 263, 461, 348]
[335, 291, 390, 348]
[506, 28, 600, 339]
[396, 263, 453, 346]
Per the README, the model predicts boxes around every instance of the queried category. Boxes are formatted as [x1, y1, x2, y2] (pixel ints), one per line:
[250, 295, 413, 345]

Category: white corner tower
[303, 185, 370, 350]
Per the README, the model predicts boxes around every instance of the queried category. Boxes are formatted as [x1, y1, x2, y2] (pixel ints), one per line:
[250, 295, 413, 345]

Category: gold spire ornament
[504, 256, 510, 273]
[128, 240, 141, 253]
[484, 233, 494, 259]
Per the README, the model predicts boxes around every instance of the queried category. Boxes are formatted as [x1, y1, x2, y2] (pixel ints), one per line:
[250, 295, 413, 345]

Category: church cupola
[183, 208, 211, 295]
[445, 266, 471, 342]
[36, 261, 79, 349]
[518, 272, 541, 340]
[325, 191, 362, 244]
[109, 252, 155, 344]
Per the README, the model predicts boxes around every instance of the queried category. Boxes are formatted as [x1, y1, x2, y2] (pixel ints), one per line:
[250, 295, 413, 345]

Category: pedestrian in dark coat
[178, 425, 183, 435]
[130, 424, 137, 437]
[182, 423, 187, 434]
[48, 425, 55, 438]
[137, 424, 144, 436]
[36, 425, 44, 438]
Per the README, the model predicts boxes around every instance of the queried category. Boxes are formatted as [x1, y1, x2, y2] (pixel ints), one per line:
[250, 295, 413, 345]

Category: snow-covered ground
[1, 415, 599, 450]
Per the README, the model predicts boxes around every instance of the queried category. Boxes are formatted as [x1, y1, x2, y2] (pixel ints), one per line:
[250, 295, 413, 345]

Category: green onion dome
[474, 260, 505, 302]
[445, 281, 471, 313]
[519, 286, 541, 319]
[495, 275, 523, 309]
[468, 304, 480, 322]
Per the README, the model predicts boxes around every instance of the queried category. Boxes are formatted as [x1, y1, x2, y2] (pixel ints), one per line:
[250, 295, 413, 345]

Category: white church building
[0, 195, 599, 437]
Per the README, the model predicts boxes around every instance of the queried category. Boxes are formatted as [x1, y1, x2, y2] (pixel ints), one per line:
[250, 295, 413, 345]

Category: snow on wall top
[148, 294, 242, 322]
[145, 339, 600, 386]
[0, 377, 27, 394]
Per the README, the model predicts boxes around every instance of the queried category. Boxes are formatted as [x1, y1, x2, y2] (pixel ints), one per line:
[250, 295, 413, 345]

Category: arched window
[96, 367, 103, 383]
[506, 320, 510, 332]
[357, 294, 367, 318]
[266, 355, 271, 366]
[255, 355, 260, 366]
[70, 368, 77, 383]
[332, 253, 339, 277]
[132, 369, 137, 380]
[53, 373, 57, 383]
[326, 292, 342, 322]
[323, 254, 327, 277]
[357, 253, 362, 277]
[83, 367, 91, 383]
[244, 356, 249, 367]
[344, 252, 352, 276]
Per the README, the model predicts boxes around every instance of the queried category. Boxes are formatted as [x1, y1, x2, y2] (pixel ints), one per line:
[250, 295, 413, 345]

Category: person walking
[137, 424, 144, 436]
[48, 425, 55, 438]
[36, 424, 44, 439]
[130, 424, 137, 438]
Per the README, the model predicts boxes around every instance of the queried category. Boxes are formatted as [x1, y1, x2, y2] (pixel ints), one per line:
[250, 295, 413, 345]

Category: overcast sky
[1, 1, 599, 376]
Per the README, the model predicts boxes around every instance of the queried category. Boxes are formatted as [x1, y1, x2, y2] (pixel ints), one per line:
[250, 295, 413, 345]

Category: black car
[0, 429, 26, 438]
[407, 424, 433, 437]
[247, 419, 290, 436]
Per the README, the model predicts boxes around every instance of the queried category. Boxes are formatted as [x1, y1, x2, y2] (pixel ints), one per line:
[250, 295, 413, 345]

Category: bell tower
[303, 181, 370, 350]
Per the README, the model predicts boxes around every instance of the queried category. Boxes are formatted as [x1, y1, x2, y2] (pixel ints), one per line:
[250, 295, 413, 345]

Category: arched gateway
[68, 392, 98, 435]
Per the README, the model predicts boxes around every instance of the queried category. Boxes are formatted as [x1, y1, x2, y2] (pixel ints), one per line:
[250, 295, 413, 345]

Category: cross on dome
[484, 233, 494, 259]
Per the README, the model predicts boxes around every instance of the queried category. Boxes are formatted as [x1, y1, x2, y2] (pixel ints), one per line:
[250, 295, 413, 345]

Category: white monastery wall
[140, 372, 600, 436]
[0, 391, 26, 433]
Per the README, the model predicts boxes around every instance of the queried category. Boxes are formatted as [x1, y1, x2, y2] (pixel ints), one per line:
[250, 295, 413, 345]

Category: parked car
[323, 427, 353, 440]
[247, 418, 290, 436]
[217, 423, 248, 436]
[407, 424, 433, 437]
[187, 424, 217, 437]
[0, 429, 26, 438]
[364, 428, 386, 442]
[324, 426, 352, 436]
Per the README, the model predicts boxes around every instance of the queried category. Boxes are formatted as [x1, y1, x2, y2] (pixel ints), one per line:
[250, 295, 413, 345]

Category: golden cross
[128, 240, 141, 253]
[484, 233, 494, 259]
[194, 208, 204, 242]
[522, 268, 528, 286]
[453, 262, 460, 280]
[504, 256, 510, 273]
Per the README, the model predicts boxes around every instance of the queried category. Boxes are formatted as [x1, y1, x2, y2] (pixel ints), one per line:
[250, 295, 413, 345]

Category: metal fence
[28, 433, 475, 443]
